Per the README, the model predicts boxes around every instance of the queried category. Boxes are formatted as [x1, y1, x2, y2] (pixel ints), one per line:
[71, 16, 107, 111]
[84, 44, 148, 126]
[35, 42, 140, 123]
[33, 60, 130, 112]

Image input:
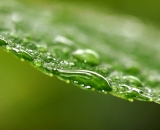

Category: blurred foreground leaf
[0, 0, 160, 104]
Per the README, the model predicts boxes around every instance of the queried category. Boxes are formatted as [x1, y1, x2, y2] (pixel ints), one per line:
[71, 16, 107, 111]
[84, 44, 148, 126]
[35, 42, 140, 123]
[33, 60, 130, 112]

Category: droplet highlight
[54, 35, 73, 46]
[56, 69, 112, 91]
[122, 75, 143, 88]
[72, 49, 100, 65]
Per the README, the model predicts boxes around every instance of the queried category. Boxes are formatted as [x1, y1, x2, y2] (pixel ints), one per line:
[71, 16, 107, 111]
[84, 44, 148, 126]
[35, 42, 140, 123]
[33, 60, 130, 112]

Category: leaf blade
[0, 0, 160, 104]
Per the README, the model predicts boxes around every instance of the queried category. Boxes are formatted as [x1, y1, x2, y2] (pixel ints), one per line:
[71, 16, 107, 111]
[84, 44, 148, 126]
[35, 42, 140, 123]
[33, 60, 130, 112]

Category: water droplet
[26, 43, 37, 50]
[49, 73, 54, 77]
[119, 84, 130, 91]
[72, 49, 100, 65]
[12, 49, 33, 61]
[12, 47, 19, 54]
[21, 51, 33, 61]
[23, 38, 30, 44]
[6, 45, 12, 51]
[85, 86, 91, 89]
[128, 98, 134, 102]
[56, 69, 112, 91]
[0, 37, 7, 46]
[98, 64, 112, 74]
[37, 44, 47, 52]
[11, 13, 22, 23]
[74, 81, 78, 84]
[51, 45, 72, 56]
[101, 90, 107, 94]
[34, 59, 42, 67]
[122, 75, 143, 87]
[54, 35, 73, 46]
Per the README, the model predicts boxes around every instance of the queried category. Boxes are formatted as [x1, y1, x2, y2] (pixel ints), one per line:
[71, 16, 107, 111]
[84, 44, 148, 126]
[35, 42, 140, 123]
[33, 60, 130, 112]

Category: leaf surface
[1, 0, 160, 103]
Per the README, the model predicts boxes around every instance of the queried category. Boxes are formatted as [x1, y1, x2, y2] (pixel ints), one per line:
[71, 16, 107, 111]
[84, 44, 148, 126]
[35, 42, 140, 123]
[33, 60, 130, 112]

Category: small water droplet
[51, 45, 71, 56]
[98, 64, 112, 74]
[49, 73, 54, 77]
[12, 47, 19, 53]
[23, 38, 30, 44]
[101, 90, 107, 94]
[11, 13, 22, 23]
[72, 49, 100, 65]
[74, 81, 78, 84]
[12, 48, 33, 61]
[19, 50, 33, 61]
[128, 98, 134, 102]
[85, 86, 91, 89]
[119, 84, 130, 91]
[6, 45, 12, 51]
[54, 35, 73, 46]
[122, 75, 143, 87]
[26, 43, 37, 50]
[37, 45, 47, 52]
[56, 69, 112, 91]
[34, 59, 42, 67]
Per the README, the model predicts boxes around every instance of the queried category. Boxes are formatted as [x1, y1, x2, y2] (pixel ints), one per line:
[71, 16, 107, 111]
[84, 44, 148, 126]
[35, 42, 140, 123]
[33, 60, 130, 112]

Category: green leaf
[0, 0, 160, 104]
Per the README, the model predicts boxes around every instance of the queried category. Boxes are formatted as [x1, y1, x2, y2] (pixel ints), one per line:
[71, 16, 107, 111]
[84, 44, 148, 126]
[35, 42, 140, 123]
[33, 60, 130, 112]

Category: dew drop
[119, 84, 130, 91]
[122, 75, 143, 87]
[101, 90, 107, 94]
[18, 50, 33, 61]
[85, 86, 91, 89]
[128, 98, 134, 102]
[72, 49, 100, 65]
[6, 45, 12, 51]
[12, 48, 19, 55]
[11, 48, 25, 61]
[98, 64, 112, 74]
[49, 73, 54, 77]
[56, 69, 112, 91]
[37, 45, 47, 52]
[11, 13, 22, 23]
[74, 81, 78, 84]
[54, 35, 73, 46]
[34, 59, 42, 67]
[23, 38, 29, 44]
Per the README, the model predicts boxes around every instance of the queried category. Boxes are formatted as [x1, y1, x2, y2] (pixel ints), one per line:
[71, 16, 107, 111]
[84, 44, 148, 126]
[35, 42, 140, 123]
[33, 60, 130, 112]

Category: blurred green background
[1, 0, 160, 130]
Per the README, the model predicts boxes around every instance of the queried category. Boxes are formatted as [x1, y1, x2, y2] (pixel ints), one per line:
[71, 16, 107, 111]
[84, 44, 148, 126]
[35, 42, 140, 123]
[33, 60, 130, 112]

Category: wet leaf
[0, 0, 160, 104]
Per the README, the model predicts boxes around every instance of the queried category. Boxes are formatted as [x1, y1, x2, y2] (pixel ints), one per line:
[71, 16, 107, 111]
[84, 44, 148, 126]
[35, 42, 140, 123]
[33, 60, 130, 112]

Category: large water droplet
[56, 69, 112, 91]
[11, 47, 31, 61]
[72, 49, 100, 65]
[122, 75, 143, 87]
